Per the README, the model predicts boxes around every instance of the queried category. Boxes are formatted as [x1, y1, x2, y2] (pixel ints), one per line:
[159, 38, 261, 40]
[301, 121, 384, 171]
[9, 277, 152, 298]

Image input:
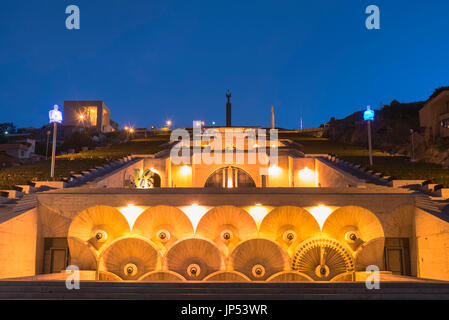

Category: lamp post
[363, 106, 375, 166]
[49, 104, 62, 179]
[45, 129, 51, 160]
[410, 129, 415, 162]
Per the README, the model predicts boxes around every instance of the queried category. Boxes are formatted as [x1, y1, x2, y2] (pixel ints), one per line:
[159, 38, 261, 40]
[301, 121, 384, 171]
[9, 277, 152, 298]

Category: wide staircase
[1, 281, 449, 299]
[320, 157, 389, 186]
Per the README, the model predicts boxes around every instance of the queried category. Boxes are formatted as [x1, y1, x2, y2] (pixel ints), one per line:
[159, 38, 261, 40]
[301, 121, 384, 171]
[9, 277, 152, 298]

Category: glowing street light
[49, 104, 62, 178]
[363, 106, 375, 166]
[166, 120, 172, 128]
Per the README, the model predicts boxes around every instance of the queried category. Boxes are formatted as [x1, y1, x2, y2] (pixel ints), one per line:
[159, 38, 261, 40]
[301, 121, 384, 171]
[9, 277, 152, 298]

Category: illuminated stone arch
[229, 238, 290, 281]
[68, 237, 98, 270]
[259, 206, 321, 257]
[132, 205, 194, 251]
[68, 205, 130, 253]
[204, 166, 256, 188]
[322, 206, 385, 271]
[165, 238, 225, 281]
[98, 236, 161, 280]
[292, 237, 354, 281]
[196, 205, 258, 257]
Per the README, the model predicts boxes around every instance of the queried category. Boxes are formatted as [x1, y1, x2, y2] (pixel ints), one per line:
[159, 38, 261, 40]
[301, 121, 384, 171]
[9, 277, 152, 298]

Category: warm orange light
[268, 165, 281, 177]
[180, 204, 209, 230]
[119, 204, 144, 229]
[227, 176, 233, 188]
[166, 120, 172, 127]
[79, 114, 84, 120]
[124, 126, 129, 131]
[129, 128, 135, 133]
[298, 167, 315, 182]
[308, 205, 333, 229]
[180, 165, 192, 176]
[248, 205, 270, 226]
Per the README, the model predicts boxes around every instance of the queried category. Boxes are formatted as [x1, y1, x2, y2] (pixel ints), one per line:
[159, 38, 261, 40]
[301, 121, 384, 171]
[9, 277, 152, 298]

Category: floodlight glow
[363, 106, 375, 121]
[119, 204, 144, 230]
[308, 205, 333, 229]
[268, 165, 281, 177]
[248, 205, 270, 226]
[180, 165, 192, 176]
[180, 204, 209, 231]
[227, 176, 233, 188]
[298, 167, 315, 182]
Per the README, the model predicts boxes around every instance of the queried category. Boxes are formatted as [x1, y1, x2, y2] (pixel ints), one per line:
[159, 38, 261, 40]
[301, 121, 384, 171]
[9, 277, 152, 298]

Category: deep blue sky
[1, 0, 449, 129]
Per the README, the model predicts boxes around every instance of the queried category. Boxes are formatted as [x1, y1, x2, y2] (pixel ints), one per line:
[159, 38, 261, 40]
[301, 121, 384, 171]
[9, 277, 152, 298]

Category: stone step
[414, 194, 441, 214]
[12, 194, 37, 214]
[0, 281, 448, 299]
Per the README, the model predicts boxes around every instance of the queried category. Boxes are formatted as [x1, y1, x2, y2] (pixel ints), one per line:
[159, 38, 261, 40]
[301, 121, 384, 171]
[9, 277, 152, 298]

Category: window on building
[205, 166, 256, 188]
[441, 118, 449, 129]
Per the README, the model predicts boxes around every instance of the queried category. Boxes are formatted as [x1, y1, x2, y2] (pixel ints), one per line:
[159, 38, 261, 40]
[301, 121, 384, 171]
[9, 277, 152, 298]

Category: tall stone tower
[226, 90, 232, 127]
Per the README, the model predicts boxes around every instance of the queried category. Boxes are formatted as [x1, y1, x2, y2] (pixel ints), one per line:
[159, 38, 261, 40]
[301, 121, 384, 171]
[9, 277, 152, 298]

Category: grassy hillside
[282, 133, 449, 186]
[0, 136, 170, 190]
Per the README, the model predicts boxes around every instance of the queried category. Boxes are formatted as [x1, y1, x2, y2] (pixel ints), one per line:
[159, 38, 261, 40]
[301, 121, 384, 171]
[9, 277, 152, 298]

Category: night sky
[1, 0, 449, 129]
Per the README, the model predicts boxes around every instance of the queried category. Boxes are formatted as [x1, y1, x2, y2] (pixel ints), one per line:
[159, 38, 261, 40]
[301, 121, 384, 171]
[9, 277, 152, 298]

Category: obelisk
[226, 90, 232, 127]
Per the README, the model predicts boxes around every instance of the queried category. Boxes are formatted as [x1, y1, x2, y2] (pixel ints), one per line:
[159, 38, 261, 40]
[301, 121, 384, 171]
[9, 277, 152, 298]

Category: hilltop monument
[226, 90, 232, 127]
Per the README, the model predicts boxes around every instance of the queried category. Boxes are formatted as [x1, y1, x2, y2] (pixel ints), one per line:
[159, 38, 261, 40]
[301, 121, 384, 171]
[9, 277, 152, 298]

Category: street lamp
[49, 104, 63, 179]
[410, 129, 415, 162]
[363, 106, 375, 166]
[45, 129, 51, 160]
[166, 120, 172, 129]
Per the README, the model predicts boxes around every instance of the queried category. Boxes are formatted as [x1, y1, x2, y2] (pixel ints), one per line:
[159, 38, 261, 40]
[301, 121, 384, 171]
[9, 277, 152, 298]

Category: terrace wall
[315, 158, 360, 187]
[415, 208, 449, 281]
[95, 159, 144, 188]
[0, 208, 38, 278]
